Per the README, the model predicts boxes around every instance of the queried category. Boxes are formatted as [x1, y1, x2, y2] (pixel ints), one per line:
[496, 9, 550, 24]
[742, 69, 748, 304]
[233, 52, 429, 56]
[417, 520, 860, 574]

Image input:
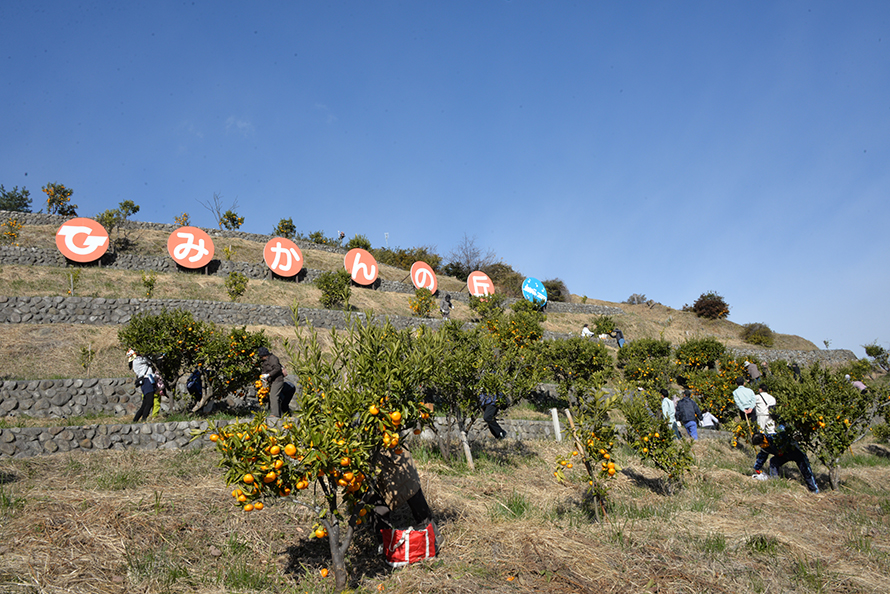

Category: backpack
[186, 369, 203, 396]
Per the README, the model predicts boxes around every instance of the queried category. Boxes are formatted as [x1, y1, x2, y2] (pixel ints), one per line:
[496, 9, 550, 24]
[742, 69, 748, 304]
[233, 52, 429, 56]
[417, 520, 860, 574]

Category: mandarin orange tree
[42, 182, 77, 216]
[617, 338, 674, 388]
[684, 357, 748, 422]
[203, 315, 439, 592]
[619, 385, 694, 495]
[542, 336, 613, 399]
[554, 387, 619, 521]
[767, 364, 887, 490]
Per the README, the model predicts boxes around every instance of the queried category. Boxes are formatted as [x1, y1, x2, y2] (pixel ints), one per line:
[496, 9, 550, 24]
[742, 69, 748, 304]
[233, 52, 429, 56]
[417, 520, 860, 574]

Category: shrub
[674, 337, 725, 371]
[685, 357, 748, 422]
[542, 337, 613, 397]
[617, 338, 674, 388]
[1, 218, 23, 246]
[373, 245, 442, 272]
[345, 234, 371, 251]
[220, 210, 244, 230]
[468, 293, 507, 321]
[225, 271, 249, 302]
[408, 287, 434, 317]
[483, 262, 524, 297]
[301, 230, 340, 246]
[593, 316, 616, 335]
[542, 278, 568, 303]
[316, 270, 352, 309]
[864, 343, 889, 373]
[272, 217, 296, 239]
[689, 291, 729, 320]
[625, 293, 647, 305]
[741, 323, 774, 347]
[174, 212, 190, 226]
[42, 182, 77, 216]
[0, 185, 31, 212]
[141, 270, 157, 298]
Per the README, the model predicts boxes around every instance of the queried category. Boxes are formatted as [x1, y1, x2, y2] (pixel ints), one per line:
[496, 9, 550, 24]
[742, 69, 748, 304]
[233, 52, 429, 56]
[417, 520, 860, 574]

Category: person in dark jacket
[480, 393, 507, 439]
[751, 432, 819, 493]
[675, 389, 703, 440]
[257, 346, 285, 417]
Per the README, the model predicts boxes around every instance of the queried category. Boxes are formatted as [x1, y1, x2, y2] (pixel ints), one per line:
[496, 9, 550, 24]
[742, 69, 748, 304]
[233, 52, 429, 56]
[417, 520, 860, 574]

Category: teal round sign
[521, 277, 547, 306]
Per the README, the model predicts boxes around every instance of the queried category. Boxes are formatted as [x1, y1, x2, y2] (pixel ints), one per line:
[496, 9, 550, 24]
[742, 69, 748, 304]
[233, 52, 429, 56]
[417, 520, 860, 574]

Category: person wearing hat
[257, 346, 285, 417]
[128, 348, 156, 423]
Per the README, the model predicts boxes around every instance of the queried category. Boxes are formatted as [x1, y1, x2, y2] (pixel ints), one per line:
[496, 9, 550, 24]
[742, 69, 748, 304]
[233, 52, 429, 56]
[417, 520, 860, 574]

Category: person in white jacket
[755, 386, 777, 433]
[128, 348, 156, 423]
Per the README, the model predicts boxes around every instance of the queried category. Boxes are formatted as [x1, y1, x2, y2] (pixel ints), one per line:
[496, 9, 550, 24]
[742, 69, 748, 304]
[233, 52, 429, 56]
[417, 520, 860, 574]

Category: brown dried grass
[1, 437, 888, 593]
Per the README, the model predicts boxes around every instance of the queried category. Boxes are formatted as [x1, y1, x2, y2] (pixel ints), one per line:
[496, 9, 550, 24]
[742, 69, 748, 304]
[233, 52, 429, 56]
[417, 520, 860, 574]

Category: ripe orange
[209, 434, 219, 442]
[390, 411, 402, 424]
[359, 508, 368, 516]
[341, 457, 351, 466]
[254, 501, 264, 510]
[243, 504, 254, 512]
[320, 568, 329, 578]
[608, 468, 616, 476]
[270, 445, 281, 456]
[315, 527, 326, 538]
[369, 404, 379, 416]
[243, 474, 255, 484]
[284, 443, 297, 457]
[274, 459, 284, 470]
[264, 471, 277, 483]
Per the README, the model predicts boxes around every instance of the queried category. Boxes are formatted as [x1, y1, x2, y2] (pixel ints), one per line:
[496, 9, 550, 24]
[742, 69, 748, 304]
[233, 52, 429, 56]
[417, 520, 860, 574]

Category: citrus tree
[554, 387, 620, 520]
[43, 182, 77, 216]
[541, 336, 613, 399]
[617, 338, 674, 388]
[203, 315, 439, 591]
[619, 386, 694, 495]
[684, 357, 748, 422]
[118, 309, 269, 409]
[767, 364, 888, 490]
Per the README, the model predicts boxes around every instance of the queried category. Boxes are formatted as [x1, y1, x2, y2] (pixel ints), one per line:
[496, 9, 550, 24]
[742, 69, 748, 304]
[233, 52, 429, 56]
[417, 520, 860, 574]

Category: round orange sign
[467, 271, 495, 297]
[167, 226, 215, 268]
[344, 248, 378, 285]
[410, 261, 438, 294]
[55, 218, 110, 262]
[263, 237, 304, 277]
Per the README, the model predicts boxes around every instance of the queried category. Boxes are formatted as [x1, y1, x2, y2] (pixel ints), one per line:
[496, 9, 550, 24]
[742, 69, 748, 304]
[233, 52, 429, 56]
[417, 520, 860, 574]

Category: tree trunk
[829, 462, 840, 491]
[326, 521, 350, 592]
[458, 429, 475, 471]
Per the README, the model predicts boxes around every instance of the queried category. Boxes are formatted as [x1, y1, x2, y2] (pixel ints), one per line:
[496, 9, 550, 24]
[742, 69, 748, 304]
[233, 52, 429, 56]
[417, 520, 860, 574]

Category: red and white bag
[381, 522, 437, 567]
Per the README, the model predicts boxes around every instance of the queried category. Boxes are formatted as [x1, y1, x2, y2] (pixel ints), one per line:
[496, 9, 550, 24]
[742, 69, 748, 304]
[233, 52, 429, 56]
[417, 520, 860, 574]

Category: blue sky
[2, 1, 888, 357]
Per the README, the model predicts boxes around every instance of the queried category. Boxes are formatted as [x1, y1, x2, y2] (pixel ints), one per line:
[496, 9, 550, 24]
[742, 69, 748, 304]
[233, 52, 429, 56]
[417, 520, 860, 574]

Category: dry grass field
[1, 436, 889, 594]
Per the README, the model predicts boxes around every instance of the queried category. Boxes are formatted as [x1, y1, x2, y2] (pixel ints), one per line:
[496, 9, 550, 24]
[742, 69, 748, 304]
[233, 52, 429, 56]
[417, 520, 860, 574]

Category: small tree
[316, 270, 352, 310]
[620, 386, 695, 494]
[408, 287, 435, 317]
[174, 212, 191, 226]
[542, 336, 613, 399]
[617, 338, 674, 388]
[625, 293, 647, 305]
[273, 217, 296, 239]
[0, 185, 32, 212]
[43, 182, 77, 216]
[220, 209, 244, 230]
[542, 278, 569, 303]
[345, 234, 371, 251]
[674, 337, 725, 371]
[1, 218, 24, 246]
[863, 343, 889, 373]
[768, 364, 887, 490]
[204, 316, 437, 591]
[225, 271, 249, 301]
[689, 291, 729, 320]
[95, 200, 140, 252]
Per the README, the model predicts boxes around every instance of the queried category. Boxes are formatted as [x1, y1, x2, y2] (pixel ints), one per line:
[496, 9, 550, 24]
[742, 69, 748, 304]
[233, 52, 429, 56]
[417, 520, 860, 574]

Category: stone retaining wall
[727, 347, 856, 365]
[0, 415, 566, 459]
[0, 377, 142, 419]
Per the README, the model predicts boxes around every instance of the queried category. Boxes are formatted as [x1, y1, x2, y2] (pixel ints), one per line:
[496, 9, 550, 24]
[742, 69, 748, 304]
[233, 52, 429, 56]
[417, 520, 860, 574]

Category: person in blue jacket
[751, 431, 819, 493]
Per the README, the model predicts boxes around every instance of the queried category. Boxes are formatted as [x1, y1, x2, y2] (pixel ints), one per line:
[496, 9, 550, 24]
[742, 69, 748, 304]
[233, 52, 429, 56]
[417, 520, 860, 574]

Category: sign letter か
[264, 237, 303, 277]
[56, 218, 110, 263]
[344, 248, 378, 285]
[410, 261, 437, 294]
[167, 226, 214, 269]
[467, 271, 494, 297]
[521, 277, 548, 306]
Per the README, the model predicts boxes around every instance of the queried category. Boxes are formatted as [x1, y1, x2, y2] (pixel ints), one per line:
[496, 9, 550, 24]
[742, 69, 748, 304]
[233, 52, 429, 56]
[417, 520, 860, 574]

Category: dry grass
[0, 437, 888, 593]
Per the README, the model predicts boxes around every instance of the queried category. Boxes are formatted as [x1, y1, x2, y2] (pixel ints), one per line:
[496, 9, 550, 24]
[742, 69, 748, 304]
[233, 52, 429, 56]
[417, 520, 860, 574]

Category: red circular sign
[467, 271, 495, 297]
[263, 237, 304, 277]
[344, 248, 378, 285]
[410, 261, 438, 294]
[167, 226, 215, 268]
[55, 218, 110, 262]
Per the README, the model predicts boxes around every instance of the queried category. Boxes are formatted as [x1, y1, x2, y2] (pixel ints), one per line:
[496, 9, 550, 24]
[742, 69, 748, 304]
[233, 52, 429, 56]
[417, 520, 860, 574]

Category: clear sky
[2, 1, 888, 357]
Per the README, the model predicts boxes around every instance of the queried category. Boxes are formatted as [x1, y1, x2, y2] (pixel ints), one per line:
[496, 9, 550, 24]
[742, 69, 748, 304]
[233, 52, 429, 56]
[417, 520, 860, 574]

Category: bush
[625, 293, 647, 305]
[674, 337, 725, 370]
[0, 185, 31, 212]
[740, 323, 774, 347]
[689, 291, 729, 320]
[225, 271, 249, 302]
[373, 245, 442, 272]
[617, 338, 674, 388]
[510, 298, 546, 323]
[42, 182, 77, 216]
[408, 287, 434, 317]
[593, 316, 616, 335]
[301, 230, 340, 246]
[345, 234, 371, 251]
[542, 278, 568, 303]
[220, 210, 244, 230]
[272, 217, 296, 239]
[316, 270, 352, 309]
[542, 337, 613, 397]
[468, 293, 507, 321]
[483, 262, 524, 297]
[685, 357, 748, 422]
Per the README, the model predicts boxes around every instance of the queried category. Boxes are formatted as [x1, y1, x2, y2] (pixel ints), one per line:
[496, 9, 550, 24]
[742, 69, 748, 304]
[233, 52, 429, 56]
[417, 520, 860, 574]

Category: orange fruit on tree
[284, 443, 297, 457]
[264, 471, 277, 483]
[320, 568, 329, 578]
[243, 474, 255, 484]
[254, 501, 264, 510]
[209, 434, 219, 442]
[340, 457, 350, 466]
[243, 504, 254, 512]
[369, 404, 379, 416]
[390, 411, 402, 424]
[270, 445, 281, 456]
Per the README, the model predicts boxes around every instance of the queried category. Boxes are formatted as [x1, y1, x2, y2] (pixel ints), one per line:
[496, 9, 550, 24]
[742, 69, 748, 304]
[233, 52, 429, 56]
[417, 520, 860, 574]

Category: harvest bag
[381, 523, 437, 567]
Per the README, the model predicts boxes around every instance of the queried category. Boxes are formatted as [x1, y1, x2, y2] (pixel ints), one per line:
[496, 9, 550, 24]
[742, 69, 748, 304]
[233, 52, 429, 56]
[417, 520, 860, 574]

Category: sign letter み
[167, 226, 214, 269]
